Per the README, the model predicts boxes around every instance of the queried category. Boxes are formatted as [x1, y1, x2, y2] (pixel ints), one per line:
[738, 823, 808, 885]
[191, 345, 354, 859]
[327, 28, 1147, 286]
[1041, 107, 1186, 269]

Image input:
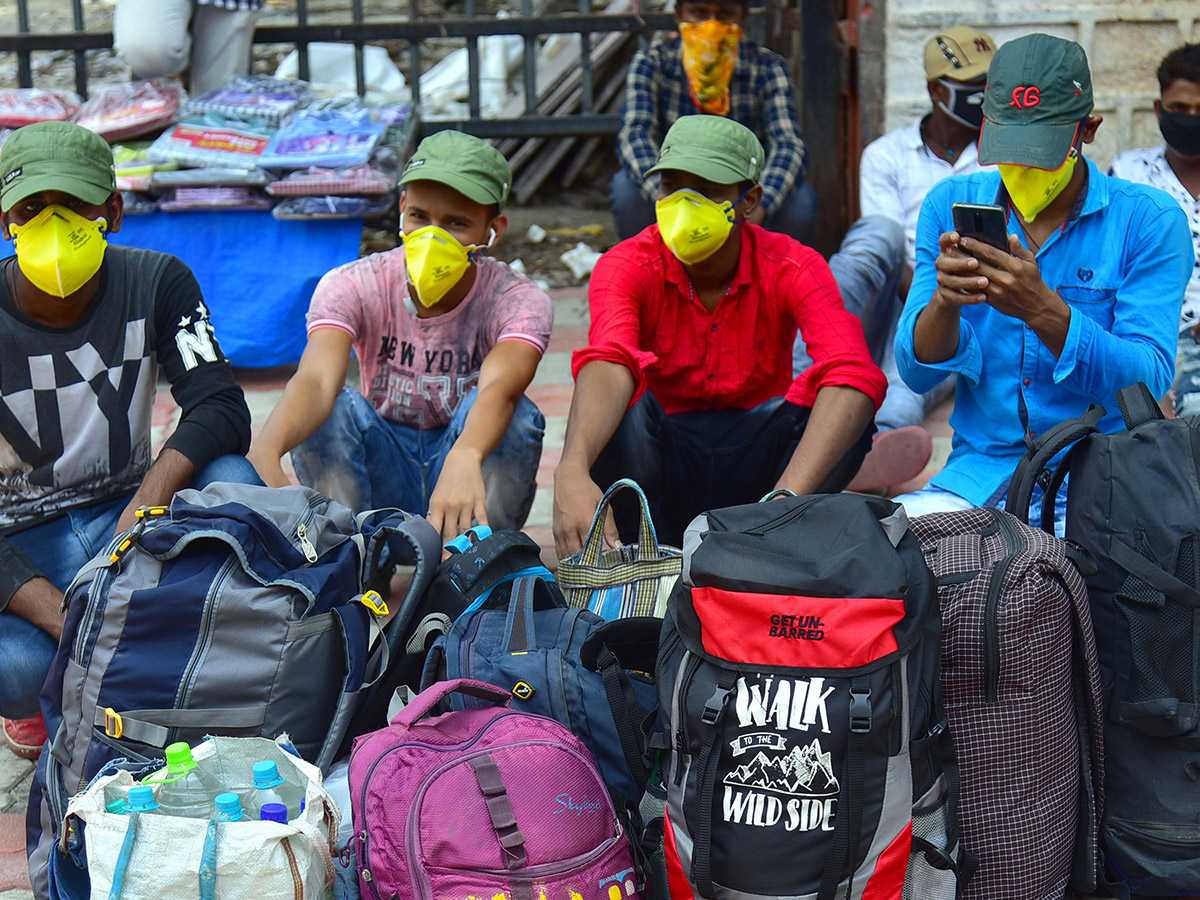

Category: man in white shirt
[1111, 42, 1200, 416]
[853, 26, 994, 472]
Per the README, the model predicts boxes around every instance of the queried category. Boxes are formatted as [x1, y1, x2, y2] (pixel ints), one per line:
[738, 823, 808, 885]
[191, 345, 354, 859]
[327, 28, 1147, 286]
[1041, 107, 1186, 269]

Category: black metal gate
[0, 0, 785, 139]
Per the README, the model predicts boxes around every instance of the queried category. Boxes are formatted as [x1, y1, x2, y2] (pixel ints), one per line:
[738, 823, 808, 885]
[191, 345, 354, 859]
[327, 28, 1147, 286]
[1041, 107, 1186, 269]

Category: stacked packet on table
[0, 88, 80, 128]
[264, 101, 406, 221]
[74, 80, 184, 141]
[135, 76, 314, 211]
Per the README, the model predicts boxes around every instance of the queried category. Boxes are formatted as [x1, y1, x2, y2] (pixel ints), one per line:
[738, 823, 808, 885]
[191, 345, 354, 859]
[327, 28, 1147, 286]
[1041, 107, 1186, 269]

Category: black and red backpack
[654, 492, 968, 899]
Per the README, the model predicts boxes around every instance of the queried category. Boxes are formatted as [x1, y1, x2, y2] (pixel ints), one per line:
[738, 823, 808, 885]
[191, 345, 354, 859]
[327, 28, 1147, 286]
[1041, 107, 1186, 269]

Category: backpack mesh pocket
[1114, 534, 1199, 736]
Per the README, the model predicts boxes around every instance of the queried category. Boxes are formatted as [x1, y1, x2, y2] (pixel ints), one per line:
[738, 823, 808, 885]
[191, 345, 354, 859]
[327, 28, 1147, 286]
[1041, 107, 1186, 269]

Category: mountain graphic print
[724, 738, 839, 797]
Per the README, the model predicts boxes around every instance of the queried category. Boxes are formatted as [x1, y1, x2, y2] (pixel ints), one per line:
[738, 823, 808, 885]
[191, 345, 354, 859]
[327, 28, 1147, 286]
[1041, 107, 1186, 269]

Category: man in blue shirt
[894, 33, 1193, 532]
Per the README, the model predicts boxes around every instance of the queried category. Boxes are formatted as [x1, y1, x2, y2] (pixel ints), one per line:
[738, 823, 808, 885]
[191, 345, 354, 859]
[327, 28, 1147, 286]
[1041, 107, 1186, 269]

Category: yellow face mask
[998, 147, 1079, 223]
[680, 19, 742, 116]
[655, 188, 738, 265]
[10, 205, 108, 298]
[401, 222, 493, 309]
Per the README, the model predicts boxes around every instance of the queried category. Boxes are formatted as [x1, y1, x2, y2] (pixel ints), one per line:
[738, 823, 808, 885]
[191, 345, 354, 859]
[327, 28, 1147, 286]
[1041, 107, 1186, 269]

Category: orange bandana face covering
[680, 20, 742, 116]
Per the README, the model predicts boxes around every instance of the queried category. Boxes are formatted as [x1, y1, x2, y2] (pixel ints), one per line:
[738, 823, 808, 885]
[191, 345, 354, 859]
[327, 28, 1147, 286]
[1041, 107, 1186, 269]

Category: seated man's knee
[843, 215, 906, 271]
[115, 31, 190, 79]
[194, 454, 266, 489]
[610, 169, 656, 240]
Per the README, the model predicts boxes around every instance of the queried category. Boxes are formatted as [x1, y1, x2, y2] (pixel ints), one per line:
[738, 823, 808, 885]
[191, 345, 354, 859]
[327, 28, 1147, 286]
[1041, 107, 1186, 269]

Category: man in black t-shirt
[0, 122, 256, 758]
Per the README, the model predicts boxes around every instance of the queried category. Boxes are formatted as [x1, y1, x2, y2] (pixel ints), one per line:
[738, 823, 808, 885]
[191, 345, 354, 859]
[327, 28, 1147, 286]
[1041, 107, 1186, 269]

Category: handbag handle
[391, 679, 511, 727]
[581, 479, 660, 564]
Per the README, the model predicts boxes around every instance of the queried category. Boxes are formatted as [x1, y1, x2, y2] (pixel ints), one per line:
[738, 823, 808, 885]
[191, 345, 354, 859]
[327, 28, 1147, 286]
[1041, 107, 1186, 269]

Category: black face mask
[1160, 111, 1200, 157]
[937, 78, 985, 130]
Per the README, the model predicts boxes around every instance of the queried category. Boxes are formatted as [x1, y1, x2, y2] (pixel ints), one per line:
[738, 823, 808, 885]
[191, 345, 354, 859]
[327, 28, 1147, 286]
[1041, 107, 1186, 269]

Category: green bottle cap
[163, 741, 197, 774]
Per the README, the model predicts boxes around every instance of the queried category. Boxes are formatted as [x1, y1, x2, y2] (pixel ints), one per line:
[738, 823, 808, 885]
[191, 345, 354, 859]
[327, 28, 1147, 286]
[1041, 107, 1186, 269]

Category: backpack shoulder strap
[1116, 382, 1164, 430]
[1006, 405, 1104, 527]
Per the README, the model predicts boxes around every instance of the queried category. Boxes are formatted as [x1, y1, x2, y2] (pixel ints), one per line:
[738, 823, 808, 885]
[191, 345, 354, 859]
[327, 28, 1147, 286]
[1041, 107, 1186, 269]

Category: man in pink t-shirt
[249, 132, 553, 542]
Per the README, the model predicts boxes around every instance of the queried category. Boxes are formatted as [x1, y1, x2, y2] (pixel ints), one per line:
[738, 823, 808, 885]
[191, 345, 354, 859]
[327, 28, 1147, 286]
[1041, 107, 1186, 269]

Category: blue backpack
[419, 538, 660, 800]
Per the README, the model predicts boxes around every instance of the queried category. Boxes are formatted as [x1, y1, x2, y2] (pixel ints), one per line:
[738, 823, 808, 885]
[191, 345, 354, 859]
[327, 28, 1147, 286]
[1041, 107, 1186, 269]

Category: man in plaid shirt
[612, 0, 817, 243]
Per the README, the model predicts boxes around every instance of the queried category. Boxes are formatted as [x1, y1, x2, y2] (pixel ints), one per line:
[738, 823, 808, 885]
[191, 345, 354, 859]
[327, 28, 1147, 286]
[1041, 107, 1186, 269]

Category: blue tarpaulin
[110, 210, 363, 367]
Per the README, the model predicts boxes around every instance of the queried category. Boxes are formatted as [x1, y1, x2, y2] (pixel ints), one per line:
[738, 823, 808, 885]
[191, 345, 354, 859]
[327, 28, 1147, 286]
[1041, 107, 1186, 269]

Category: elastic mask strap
[724, 185, 755, 225]
[467, 227, 497, 262]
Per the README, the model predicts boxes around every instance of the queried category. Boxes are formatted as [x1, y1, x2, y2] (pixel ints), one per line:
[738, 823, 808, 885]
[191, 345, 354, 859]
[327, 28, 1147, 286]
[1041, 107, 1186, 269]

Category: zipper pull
[673, 730, 687, 786]
[296, 523, 318, 562]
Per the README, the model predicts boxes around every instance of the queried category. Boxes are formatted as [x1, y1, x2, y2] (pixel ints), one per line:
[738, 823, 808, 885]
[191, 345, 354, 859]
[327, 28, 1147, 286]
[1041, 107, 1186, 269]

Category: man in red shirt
[553, 116, 888, 553]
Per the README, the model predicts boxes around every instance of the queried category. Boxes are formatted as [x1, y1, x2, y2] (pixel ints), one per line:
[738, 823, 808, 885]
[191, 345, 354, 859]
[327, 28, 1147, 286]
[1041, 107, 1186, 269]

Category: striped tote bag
[558, 478, 682, 619]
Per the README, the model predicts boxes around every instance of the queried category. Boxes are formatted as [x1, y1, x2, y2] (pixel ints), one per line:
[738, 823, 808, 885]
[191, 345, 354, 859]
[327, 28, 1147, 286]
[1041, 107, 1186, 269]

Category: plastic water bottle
[125, 785, 161, 815]
[259, 802, 288, 824]
[251, 760, 304, 820]
[214, 793, 246, 822]
[152, 741, 224, 818]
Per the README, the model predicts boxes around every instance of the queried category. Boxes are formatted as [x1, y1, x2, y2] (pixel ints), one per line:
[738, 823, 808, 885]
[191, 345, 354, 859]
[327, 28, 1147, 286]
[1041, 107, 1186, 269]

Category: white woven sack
[67, 736, 337, 900]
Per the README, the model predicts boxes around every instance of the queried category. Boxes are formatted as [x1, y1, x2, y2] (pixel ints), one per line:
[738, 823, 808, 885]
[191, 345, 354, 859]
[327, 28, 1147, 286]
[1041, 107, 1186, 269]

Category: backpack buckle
[103, 707, 124, 739]
[359, 590, 389, 617]
[849, 688, 872, 734]
[701, 685, 731, 725]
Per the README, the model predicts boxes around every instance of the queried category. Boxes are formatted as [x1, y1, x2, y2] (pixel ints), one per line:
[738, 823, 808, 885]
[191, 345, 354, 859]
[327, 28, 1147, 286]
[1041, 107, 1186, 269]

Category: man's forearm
[913, 296, 963, 364]
[128, 447, 196, 511]
[253, 371, 340, 460]
[452, 382, 520, 464]
[558, 361, 636, 473]
[774, 386, 875, 495]
[1026, 291, 1071, 359]
[7, 577, 64, 641]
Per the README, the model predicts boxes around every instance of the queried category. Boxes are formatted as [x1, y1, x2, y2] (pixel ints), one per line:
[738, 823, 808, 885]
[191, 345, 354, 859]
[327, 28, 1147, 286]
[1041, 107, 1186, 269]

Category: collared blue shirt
[896, 157, 1194, 505]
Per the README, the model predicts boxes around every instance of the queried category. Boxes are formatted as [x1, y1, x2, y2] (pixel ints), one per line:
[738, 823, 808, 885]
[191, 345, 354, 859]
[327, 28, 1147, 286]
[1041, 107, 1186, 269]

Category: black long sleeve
[152, 256, 252, 469]
[0, 535, 39, 612]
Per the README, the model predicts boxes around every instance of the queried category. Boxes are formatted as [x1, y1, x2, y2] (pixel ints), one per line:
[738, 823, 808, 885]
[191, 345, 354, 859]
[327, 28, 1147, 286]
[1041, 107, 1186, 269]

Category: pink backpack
[349, 679, 643, 900]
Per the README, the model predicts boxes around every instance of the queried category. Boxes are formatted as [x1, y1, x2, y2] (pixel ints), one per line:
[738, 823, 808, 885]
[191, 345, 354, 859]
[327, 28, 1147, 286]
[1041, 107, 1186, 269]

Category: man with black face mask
[1111, 43, 1200, 416]
[848, 26, 993, 489]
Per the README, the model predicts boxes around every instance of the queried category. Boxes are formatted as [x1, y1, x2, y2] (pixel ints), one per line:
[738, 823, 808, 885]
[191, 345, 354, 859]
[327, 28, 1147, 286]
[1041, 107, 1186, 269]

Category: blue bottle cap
[252, 760, 283, 788]
[127, 785, 157, 811]
[215, 792, 243, 819]
[105, 799, 128, 814]
[260, 802, 288, 824]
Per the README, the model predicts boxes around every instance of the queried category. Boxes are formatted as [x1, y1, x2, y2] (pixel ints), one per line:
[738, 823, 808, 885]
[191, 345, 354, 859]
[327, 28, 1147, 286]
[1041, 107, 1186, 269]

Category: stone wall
[878, 2, 1199, 169]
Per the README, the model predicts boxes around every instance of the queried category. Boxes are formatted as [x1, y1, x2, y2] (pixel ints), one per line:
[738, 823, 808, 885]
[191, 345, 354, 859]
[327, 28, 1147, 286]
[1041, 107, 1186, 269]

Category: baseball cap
[646, 116, 765, 185]
[978, 33, 1094, 169]
[924, 26, 996, 82]
[0, 121, 115, 213]
[399, 130, 511, 208]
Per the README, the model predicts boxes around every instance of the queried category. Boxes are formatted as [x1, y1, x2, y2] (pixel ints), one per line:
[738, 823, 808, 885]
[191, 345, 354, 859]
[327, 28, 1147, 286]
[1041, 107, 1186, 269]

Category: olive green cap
[399, 130, 511, 208]
[646, 116, 765, 185]
[0, 121, 116, 212]
[979, 33, 1094, 169]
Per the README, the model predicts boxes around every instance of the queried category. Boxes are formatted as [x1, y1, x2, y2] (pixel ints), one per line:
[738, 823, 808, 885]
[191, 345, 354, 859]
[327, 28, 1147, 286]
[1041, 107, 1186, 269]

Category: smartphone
[952, 202, 1010, 254]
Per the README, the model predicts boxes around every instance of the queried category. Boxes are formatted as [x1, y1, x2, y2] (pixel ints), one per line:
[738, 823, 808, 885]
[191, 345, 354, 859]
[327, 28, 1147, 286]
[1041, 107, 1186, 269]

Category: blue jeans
[609, 166, 820, 245]
[894, 478, 1069, 538]
[290, 387, 544, 528]
[0, 453, 261, 719]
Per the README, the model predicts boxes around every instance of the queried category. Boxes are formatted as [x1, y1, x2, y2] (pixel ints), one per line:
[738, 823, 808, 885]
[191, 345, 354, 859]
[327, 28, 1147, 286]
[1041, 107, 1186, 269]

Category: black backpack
[655, 492, 968, 900]
[345, 525, 550, 739]
[1008, 382, 1200, 897]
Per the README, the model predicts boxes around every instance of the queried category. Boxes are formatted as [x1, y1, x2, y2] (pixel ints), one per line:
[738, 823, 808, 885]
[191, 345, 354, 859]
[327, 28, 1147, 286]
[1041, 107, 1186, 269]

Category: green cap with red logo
[978, 33, 1094, 170]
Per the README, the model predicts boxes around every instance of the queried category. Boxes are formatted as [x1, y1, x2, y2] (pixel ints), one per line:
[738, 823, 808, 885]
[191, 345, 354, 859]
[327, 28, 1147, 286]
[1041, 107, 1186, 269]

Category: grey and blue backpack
[27, 483, 440, 900]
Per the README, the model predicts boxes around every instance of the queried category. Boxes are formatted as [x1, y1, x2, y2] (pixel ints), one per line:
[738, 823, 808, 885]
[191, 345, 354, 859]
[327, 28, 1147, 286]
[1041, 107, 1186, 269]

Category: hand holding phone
[952, 202, 1010, 255]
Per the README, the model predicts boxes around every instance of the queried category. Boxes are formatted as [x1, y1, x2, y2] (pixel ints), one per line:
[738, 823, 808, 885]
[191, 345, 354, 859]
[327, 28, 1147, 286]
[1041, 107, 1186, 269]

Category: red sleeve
[783, 248, 887, 411]
[570, 242, 660, 404]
